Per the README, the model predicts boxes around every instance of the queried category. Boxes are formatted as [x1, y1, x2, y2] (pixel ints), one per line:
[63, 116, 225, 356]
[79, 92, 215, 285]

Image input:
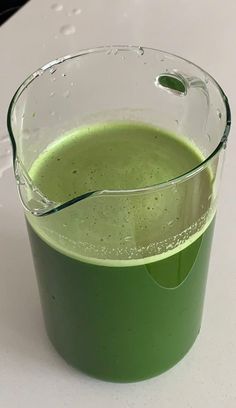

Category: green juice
[26, 122, 215, 382]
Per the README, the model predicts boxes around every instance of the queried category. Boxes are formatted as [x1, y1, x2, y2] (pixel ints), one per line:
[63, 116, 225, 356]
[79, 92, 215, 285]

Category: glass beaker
[7, 46, 231, 382]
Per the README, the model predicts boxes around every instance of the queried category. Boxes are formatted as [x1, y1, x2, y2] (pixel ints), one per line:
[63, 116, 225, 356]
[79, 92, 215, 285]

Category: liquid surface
[30, 122, 205, 201]
[28, 122, 213, 265]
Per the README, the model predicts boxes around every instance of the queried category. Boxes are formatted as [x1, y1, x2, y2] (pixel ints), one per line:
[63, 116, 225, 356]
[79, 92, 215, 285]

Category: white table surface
[0, 1, 235, 407]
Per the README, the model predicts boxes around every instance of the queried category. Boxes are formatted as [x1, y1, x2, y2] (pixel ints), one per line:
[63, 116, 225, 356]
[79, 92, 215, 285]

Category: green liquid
[26, 122, 214, 382]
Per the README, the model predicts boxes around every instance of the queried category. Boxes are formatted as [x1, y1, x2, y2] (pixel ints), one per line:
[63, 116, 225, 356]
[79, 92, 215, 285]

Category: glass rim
[7, 45, 231, 210]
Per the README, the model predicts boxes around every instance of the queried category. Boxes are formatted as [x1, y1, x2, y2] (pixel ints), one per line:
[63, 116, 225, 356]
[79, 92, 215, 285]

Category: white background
[0, 1, 235, 407]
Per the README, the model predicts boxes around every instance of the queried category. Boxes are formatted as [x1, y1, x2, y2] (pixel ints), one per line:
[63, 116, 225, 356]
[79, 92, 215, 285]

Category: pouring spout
[14, 157, 58, 216]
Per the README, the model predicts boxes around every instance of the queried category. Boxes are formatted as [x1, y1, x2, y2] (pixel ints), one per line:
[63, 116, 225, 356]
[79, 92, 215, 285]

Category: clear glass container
[8, 46, 231, 382]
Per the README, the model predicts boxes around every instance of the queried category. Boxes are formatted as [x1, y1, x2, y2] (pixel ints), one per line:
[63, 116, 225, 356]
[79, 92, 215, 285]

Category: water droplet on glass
[51, 3, 63, 12]
[62, 73, 66, 77]
[60, 24, 76, 35]
[207, 133, 211, 141]
[217, 109, 222, 119]
[50, 91, 55, 97]
[50, 67, 57, 74]
[137, 46, 144, 56]
[70, 81, 74, 86]
[50, 111, 55, 116]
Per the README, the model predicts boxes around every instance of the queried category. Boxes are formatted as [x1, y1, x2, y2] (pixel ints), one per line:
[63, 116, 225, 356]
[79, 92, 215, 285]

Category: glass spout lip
[7, 45, 231, 217]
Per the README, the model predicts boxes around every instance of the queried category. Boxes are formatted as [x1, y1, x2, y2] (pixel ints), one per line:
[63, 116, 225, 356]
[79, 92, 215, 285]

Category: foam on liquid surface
[27, 122, 214, 266]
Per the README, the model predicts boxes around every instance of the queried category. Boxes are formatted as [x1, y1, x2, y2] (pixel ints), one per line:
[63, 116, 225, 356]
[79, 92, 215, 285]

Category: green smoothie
[26, 122, 215, 382]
